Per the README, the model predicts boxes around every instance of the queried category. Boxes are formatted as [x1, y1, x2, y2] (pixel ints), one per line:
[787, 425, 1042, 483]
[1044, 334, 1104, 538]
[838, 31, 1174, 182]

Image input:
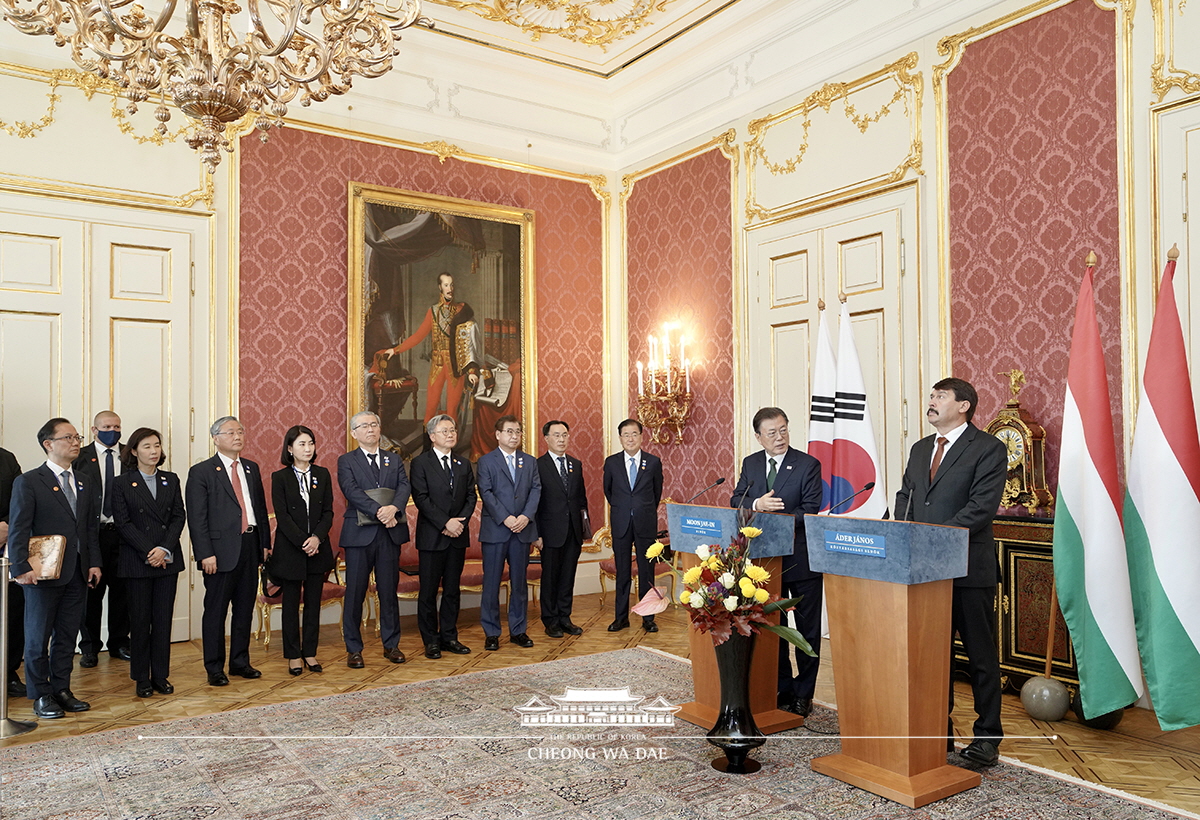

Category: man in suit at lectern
[895, 378, 1006, 766]
[730, 407, 823, 717]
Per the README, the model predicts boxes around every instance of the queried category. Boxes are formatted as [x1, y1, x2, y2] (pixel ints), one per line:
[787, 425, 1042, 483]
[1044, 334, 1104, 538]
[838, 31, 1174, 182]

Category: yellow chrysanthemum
[740, 526, 763, 538]
[707, 556, 723, 570]
[679, 590, 692, 604]
[645, 541, 665, 559]
[739, 578, 756, 597]
[754, 588, 770, 604]
[683, 566, 703, 586]
[745, 564, 770, 583]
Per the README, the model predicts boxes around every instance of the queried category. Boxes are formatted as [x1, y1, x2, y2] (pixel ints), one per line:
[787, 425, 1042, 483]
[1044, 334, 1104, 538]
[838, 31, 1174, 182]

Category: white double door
[0, 191, 210, 641]
[745, 184, 922, 502]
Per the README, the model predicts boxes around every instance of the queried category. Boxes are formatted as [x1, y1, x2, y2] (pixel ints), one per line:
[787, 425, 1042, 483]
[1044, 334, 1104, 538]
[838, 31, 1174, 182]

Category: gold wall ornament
[428, 0, 680, 49]
[423, 139, 463, 163]
[744, 53, 922, 222]
[1152, 0, 1200, 100]
[0, 73, 63, 138]
[1, 0, 430, 172]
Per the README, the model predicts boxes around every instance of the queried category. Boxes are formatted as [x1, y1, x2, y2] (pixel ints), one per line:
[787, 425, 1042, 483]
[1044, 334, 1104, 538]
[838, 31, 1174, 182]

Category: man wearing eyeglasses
[8, 419, 102, 719]
[730, 407, 823, 717]
[337, 411, 411, 668]
[602, 419, 663, 633]
[186, 416, 271, 687]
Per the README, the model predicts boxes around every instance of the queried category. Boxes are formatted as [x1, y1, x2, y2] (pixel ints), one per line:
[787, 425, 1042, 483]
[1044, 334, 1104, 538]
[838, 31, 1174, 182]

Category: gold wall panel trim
[620, 129, 735, 202]
[1151, 0, 1200, 100]
[743, 52, 923, 224]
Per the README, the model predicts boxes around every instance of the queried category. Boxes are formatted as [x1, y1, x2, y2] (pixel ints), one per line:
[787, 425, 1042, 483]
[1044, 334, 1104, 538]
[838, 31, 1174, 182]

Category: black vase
[707, 631, 766, 773]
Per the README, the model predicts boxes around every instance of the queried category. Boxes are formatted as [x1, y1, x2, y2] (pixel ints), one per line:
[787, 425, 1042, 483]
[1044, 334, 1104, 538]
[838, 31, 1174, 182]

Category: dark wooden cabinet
[953, 516, 1078, 691]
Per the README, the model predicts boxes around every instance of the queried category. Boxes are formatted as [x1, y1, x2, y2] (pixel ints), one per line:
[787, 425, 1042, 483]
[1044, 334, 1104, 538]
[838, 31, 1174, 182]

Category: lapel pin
[53, 486, 60, 492]
[132, 482, 139, 487]
[787, 465, 793, 470]
[216, 466, 223, 472]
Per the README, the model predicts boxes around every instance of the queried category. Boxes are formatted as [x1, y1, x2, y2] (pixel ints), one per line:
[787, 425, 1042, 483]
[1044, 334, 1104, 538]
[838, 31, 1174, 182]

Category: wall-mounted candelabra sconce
[635, 323, 693, 444]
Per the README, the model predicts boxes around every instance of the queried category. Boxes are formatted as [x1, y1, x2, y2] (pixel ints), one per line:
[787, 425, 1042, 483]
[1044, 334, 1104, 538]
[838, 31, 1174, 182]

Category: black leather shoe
[7, 675, 24, 697]
[229, 665, 262, 679]
[207, 671, 229, 686]
[510, 633, 534, 648]
[136, 681, 154, 698]
[53, 689, 90, 712]
[111, 646, 132, 661]
[545, 625, 565, 638]
[562, 622, 583, 636]
[484, 636, 500, 651]
[151, 679, 174, 694]
[383, 647, 406, 664]
[607, 618, 630, 632]
[33, 695, 65, 719]
[288, 662, 303, 676]
[792, 698, 812, 717]
[424, 643, 442, 659]
[642, 619, 658, 633]
[960, 739, 999, 766]
[79, 653, 98, 668]
[443, 640, 471, 655]
[347, 652, 364, 669]
[303, 660, 322, 673]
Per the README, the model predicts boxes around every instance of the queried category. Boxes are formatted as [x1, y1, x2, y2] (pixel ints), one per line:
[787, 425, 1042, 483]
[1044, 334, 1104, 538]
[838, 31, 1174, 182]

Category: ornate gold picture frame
[348, 183, 536, 460]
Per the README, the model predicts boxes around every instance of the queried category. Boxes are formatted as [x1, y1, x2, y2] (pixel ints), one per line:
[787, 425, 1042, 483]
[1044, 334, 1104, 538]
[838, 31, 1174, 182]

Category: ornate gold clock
[984, 370, 1054, 516]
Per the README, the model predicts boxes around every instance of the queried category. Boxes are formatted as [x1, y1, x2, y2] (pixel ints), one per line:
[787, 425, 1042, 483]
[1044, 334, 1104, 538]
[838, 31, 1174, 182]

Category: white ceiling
[0, 0, 999, 173]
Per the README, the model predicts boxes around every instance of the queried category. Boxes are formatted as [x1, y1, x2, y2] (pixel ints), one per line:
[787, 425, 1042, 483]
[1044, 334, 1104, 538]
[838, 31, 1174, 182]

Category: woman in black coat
[269, 425, 335, 674]
[111, 427, 186, 698]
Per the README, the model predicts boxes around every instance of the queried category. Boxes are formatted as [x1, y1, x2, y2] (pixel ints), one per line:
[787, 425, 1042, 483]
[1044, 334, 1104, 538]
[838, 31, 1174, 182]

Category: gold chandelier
[2, 0, 428, 171]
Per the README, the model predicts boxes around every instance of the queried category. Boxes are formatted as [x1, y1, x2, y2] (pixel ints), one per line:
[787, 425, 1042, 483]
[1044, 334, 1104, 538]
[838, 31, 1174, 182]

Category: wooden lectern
[666, 503, 804, 734]
[803, 514, 981, 808]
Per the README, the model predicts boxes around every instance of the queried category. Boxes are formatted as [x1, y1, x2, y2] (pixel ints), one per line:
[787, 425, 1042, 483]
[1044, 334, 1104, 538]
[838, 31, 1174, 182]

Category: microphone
[685, 477, 726, 504]
[822, 481, 876, 516]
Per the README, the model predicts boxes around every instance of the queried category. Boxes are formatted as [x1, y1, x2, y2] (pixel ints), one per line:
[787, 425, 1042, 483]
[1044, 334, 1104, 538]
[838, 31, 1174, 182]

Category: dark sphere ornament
[1071, 690, 1125, 730]
[1020, 675, 1070, 721]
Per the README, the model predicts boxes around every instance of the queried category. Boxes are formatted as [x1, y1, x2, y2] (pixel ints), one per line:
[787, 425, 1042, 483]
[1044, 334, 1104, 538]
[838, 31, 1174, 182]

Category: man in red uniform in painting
[378, 272, 480, 425]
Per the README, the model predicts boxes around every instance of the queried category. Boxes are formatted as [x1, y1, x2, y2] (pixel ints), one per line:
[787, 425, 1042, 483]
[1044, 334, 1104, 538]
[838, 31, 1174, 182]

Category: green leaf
[763, 596, 804, 614]
[762, 624, 816, 657]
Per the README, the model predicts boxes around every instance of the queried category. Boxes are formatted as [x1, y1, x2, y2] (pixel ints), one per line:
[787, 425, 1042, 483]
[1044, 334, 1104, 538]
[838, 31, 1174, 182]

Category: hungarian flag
[1124, 247, 1200, 731]
[1053, 259, 1141, 718]
[830, 302, 885, 517]
[807, 306, 837, 511]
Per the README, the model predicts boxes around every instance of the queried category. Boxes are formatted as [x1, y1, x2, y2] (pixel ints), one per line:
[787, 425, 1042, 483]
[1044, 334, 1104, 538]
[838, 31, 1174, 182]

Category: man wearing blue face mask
[73, 410, 131, 667]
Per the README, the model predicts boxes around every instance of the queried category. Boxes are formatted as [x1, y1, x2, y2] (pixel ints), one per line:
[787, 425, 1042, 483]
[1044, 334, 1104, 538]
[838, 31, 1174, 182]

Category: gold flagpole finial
[838, 291, 848, 304]
[1168, 243, 1180, 261]
[1086, 251, 1097, 266]
[817, 298, 825, 311]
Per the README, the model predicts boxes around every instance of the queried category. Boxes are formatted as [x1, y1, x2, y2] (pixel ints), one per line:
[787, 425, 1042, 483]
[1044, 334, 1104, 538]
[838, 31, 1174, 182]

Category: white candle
[649, 336, 657, 369]
[680, 337, 686, 367]
[666, 362, 672, 393]
[661, 326, 671, 366]
[649, 367, 656, 391]
[685, 359, 691, 393]
[636, 361, 644, 395]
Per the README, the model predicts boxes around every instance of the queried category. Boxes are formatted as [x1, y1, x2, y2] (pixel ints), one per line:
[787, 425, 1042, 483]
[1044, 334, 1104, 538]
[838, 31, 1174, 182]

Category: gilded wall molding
[427, 0, 682, 50]
[620, 129, 736, 203]
[1151, 0, 1200, 100]
[743, 52, 923, 224]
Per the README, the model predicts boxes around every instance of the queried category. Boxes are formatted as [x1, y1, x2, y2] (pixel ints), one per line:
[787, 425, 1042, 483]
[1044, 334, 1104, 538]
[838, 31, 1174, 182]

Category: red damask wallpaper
[625, 148, 735, 504]
[239, 129, 605, 539]
[948, 0, 1120, 498]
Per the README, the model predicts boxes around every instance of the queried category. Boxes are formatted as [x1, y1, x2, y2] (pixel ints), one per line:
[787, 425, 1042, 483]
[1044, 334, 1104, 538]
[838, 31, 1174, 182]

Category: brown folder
[27, 534, 66, 580]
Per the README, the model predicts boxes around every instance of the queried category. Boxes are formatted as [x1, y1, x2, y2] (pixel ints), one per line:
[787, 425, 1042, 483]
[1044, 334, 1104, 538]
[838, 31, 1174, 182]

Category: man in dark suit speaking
[8, 418, 102, 718]
[730, 407, 823, 716]
[602, 419, 663, 633]
[895, 377, 1006, 766]
[186, 416, 271, 686]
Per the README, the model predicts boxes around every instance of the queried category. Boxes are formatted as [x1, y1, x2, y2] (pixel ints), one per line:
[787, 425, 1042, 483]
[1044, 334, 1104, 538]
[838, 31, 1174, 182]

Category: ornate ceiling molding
[1151, 0, 1200, 101]
[428, 0, 681, 49]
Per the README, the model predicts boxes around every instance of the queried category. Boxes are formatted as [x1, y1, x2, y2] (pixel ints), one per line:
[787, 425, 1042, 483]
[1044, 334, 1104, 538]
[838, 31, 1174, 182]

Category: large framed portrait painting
[348, 183, 536, 460]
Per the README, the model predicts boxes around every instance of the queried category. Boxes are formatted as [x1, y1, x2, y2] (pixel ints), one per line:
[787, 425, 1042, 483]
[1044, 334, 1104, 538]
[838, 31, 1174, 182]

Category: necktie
[60, 470, 77, 516]
[230, 459, 250, 533]
[930, 437, 948, 482]
[558, 456, 570, 490]
[767, 457, 777, 491]
[103, 447, 115, 517]
[443, 455, 453, 489]
[507, 454, 516, 482]
[628, 457, 638, 489]
[368, 452, 380, 485]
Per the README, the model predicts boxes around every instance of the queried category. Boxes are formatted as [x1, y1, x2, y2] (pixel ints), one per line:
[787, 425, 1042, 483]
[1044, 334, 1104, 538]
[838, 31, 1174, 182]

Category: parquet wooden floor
[4, 592, 1198, 815]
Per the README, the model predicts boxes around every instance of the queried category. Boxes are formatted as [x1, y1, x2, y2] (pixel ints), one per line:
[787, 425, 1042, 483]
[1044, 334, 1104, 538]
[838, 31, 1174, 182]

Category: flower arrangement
[644, 524, 815, 654]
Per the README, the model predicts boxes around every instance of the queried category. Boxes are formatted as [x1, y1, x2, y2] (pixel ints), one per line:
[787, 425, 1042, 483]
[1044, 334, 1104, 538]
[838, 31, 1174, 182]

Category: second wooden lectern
[803, 514, 981, 808]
